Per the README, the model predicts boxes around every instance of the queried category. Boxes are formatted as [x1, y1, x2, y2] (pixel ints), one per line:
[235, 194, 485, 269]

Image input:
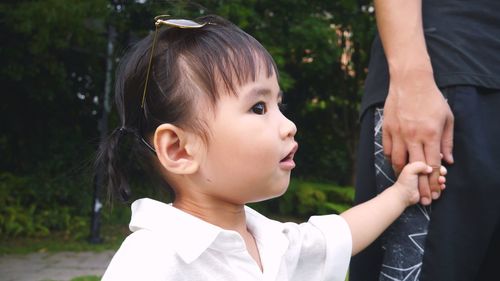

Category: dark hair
[96, 15, 278, 202]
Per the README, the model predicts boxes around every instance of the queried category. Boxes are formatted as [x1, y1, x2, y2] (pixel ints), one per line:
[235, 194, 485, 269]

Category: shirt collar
[129, 198, 289, 268]
[245, 206, 289, 279]
[129, 198, 221, 263]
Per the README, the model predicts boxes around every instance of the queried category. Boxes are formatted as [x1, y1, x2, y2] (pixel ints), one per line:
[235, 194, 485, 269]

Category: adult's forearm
[375, 0, 432, 74]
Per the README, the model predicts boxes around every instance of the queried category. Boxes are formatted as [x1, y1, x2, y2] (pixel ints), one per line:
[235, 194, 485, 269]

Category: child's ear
[153, 124, 202, 175]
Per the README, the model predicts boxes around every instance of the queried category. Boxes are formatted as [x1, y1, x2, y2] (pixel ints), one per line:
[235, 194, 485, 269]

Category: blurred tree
[0, 0, 109, 237]
[0, 0, 108, 172]
[0, 0, 375, 237]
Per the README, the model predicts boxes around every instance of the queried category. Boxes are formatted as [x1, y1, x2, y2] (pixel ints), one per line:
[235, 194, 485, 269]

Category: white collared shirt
[102, 198, 351, 281]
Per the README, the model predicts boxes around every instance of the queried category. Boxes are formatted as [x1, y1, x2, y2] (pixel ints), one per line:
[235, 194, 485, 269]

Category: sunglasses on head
[139, 15, 210, 153]
[141, 15, 209, 109]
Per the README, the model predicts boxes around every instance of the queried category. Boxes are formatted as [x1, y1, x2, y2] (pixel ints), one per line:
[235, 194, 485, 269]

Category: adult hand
[383, 69, 454, 205]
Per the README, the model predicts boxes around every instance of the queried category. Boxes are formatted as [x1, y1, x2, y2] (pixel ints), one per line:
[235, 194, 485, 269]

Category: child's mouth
[280, 143, 298, 170]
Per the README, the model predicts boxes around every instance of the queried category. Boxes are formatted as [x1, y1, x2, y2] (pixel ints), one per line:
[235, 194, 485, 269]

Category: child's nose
[280, 117, 297, 139]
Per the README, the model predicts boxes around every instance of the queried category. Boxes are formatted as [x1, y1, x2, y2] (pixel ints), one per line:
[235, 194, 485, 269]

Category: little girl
[98, 15, 446, 281]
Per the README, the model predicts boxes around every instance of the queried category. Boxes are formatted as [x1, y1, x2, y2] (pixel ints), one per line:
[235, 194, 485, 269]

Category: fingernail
[421, 197, 431, 205]
[432, 192, 440, 199]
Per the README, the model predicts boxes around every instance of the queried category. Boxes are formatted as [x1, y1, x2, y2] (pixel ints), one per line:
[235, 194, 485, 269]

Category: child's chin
[251, 187, 288, 203]
[270, 184, 289, 199]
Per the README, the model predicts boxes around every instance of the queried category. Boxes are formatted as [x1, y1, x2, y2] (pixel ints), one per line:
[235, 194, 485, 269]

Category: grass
[70, 276, 101, 281]
[42, 277, 101, 281]
[0, 223, 129, 255]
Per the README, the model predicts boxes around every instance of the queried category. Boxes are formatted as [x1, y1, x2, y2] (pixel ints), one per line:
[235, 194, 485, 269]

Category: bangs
[142, 15, 278, 139]
[160, 15, 278, 104]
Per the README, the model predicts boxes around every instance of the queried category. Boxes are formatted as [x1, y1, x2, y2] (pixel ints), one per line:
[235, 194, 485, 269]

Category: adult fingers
[382, 125, 393, 162]
[390, 136, 408, 177]
[408, 143, 432, 205]
[441, 113, 455, 164]
[424, 140, 442, 200]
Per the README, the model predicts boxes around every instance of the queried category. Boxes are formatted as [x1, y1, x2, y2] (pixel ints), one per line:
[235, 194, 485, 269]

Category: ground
[0, 250, 115, 281]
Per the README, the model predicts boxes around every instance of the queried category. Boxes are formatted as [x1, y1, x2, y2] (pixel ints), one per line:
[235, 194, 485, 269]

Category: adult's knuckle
[393, 159, 405, 170]
[384, 151, 392, 158]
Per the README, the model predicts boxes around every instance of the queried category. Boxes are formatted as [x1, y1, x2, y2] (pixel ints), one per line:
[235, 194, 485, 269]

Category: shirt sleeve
[309, 214, 352, 281]
[101, 230, 178, 281]
[283, 214, 352, 281]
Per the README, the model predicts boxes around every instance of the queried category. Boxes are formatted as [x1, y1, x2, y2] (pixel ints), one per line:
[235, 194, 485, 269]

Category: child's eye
[251, 102, 267, 115]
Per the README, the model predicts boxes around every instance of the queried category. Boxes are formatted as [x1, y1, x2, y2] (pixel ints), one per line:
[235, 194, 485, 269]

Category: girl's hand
[394, 161, 447, 206]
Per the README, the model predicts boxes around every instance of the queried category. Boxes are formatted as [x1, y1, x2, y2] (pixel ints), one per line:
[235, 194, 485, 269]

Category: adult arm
[375, 0, 454, 205]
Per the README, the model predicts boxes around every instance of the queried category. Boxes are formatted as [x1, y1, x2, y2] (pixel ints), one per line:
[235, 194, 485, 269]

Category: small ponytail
[96, 125, 167, 202]
[94, 29, 170, 203]
[95, 127, 135, 202]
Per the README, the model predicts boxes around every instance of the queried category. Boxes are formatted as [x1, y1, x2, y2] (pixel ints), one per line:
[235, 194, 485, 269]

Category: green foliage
[0, 0, 109, 239]
[0, 172, 90, 238]
[0, 0, 374, 239]
[0, 220, 129, 255]
[0, 0, 107, 173]
[251, 179, 354, 220]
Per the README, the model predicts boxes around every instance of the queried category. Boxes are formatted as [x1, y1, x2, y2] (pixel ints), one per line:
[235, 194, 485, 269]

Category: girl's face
[196, 69, 298, 205]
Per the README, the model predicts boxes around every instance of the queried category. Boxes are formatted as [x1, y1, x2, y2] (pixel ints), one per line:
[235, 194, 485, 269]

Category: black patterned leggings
[374, 107, 431, 281]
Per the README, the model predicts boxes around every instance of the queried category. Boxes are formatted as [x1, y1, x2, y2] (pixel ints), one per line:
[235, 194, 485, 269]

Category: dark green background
[0, 0, 375, 239]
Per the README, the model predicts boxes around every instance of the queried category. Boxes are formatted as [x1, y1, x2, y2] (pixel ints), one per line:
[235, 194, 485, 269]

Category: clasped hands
[383, 71, 454, 206]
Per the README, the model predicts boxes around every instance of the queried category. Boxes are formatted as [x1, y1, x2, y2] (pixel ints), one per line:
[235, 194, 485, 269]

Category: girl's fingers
[440, 165, 447, 176]
[405, 161, 432, 174]
[438, 175, 446, 184]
